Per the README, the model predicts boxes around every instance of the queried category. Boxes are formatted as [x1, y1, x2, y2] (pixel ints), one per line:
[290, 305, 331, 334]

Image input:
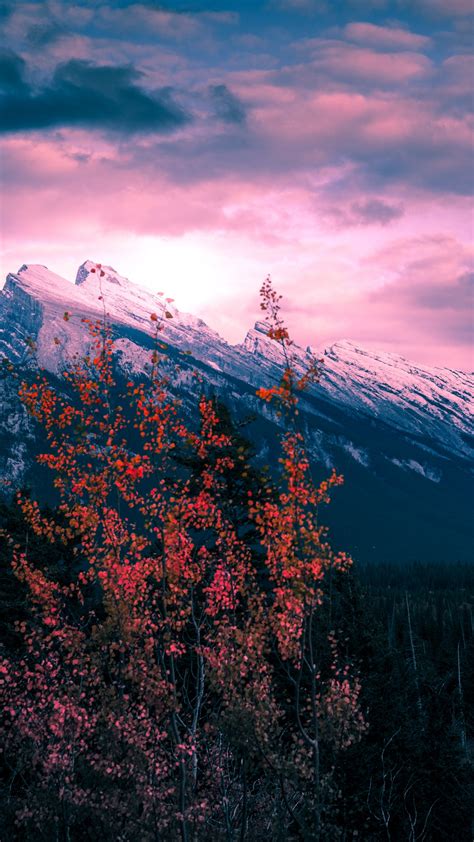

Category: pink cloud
[343, 22, 432, 51]
[1, 39, 472, 371]
[438, 54, 474, 101]
[295, 40, 433, 83]
[93, 5, 206, 41]
[357, 235, 473, 363]
[237, 79, 472, 197]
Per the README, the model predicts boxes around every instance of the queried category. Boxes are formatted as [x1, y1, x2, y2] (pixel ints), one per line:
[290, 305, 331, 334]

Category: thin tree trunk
[406, 592, 423, 720]
[457, 641, 468, 757]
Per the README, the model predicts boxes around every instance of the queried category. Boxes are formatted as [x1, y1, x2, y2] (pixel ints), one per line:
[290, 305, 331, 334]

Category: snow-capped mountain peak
[7, 260, 470, 456]
[1, 258, 473, 563]
[75, 260, 131, 288]
[240, 320, 319, 371]
[0, 261, 228, 374]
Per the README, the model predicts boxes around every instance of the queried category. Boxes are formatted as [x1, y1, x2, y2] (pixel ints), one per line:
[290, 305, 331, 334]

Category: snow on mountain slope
[321, 340, 473, 456]
[73, 261, 221, 339]
[234, 323, 473, 462]
[322, 340, 472, 435]
[0, 261, 228, 372]
[1, 261, 473, 464]
[1, 260, 473, 562]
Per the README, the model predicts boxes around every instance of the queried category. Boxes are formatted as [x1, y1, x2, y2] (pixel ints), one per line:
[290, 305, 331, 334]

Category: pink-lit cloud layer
[1, 0, 472, 368]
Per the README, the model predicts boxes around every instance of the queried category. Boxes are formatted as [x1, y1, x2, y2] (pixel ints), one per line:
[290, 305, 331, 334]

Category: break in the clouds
[1, 0, 472, 369]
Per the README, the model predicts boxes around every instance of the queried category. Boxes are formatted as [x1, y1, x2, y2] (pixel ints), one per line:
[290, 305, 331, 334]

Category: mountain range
[1, 261, 473, 564]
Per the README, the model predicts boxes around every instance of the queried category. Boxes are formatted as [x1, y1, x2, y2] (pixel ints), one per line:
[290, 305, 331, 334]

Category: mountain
[1, 261, 473, 563]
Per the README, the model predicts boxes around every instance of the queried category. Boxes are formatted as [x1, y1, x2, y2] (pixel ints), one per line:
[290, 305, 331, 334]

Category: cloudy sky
[1, 0, 472, 367]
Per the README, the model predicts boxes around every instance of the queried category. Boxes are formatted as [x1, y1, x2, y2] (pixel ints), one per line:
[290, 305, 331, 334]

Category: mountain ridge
[1, 261, 473, 563]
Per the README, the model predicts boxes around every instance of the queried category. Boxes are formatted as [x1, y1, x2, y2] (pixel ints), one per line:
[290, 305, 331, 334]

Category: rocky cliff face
[1, 261, 473, 563]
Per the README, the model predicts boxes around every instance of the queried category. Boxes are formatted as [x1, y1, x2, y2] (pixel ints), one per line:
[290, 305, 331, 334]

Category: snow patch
[341, 441, 369, 466]
[391, 458, 441, 483]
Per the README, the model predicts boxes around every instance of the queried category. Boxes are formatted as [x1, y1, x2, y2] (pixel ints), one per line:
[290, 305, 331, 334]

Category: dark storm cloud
[325, 198, 405, 228]
[209, 84, 246, 124]
[0, 49, 28, 93]
[0, 0, 13, 21]
[350, 198, 404, 226]
[363, 143, 473, 196]
[0, 56, 191, 134]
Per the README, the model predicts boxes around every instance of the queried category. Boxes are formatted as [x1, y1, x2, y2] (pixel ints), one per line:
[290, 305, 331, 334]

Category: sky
[0, 0, 473, 368]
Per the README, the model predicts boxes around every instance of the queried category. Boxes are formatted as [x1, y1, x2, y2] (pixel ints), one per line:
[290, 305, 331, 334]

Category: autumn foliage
[0, 275, 366, 840]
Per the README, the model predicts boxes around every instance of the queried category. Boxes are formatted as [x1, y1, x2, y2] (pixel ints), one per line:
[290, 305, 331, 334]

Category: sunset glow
[1, 0, 472, 367]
